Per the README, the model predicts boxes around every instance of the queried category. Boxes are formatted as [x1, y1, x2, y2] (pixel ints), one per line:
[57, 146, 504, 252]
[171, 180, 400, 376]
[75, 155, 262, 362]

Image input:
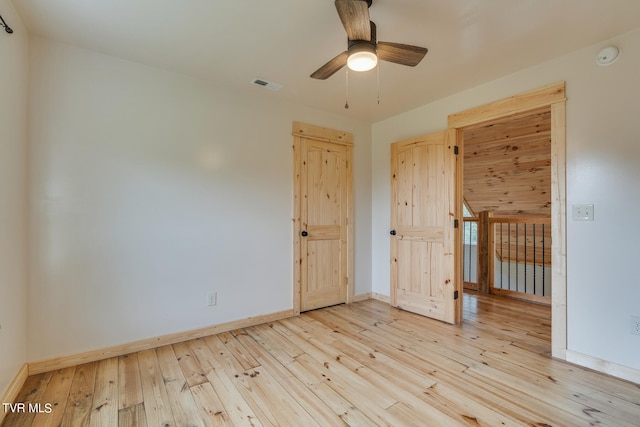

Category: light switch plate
[572, 204, 594, 221]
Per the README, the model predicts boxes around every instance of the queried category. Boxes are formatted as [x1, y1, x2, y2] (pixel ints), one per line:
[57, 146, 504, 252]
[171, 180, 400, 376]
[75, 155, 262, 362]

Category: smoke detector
[596, 46, 620, 66]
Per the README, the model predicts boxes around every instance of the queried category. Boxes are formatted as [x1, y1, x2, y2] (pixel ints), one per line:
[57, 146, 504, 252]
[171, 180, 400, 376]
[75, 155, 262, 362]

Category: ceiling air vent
[250, 78, 283, 91]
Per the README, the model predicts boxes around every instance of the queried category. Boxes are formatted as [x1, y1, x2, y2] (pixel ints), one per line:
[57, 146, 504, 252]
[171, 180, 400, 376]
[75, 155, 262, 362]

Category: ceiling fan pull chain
[377, 63, 380, 105]
[345, 68, 350, 109]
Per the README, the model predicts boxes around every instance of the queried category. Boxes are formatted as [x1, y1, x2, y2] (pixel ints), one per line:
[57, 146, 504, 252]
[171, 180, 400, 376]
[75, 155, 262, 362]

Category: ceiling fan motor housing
[347, 21, 377, 71]
[348, 40, 376, 55]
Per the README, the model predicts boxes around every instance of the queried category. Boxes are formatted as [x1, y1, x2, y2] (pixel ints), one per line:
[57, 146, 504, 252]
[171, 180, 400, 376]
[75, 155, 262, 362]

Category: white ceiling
[12, 0, 640, 122]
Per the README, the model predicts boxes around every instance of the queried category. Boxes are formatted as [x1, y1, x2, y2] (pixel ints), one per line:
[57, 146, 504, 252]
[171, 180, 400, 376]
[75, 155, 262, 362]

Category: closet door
[293, 122, 353, 312]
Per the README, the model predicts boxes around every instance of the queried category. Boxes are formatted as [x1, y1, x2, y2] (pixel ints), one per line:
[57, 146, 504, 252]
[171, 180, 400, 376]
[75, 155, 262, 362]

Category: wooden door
[293, 122, 353, 313]
[390, 129, 462, 324]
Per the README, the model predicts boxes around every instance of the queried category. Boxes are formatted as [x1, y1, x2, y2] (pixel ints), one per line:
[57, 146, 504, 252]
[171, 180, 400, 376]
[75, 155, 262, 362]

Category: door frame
[447, 82, 567, 359]
[292, 121, 354, 315]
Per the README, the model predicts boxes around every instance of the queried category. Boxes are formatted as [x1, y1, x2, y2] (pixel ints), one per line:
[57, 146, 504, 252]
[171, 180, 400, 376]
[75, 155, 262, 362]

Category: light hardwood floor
[3, 293, 640, 426]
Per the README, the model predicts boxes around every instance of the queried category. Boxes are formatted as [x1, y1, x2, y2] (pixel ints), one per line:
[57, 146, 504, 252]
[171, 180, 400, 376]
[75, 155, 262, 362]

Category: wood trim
[550, 100, 568, 360]
[28, 309, 295, 375]
[292, 121, 354, 145]
[346, 143, 355, 304]
[389, 141, 399, 308]
[0, 363, 29, 424]
[490, 287, 551, 306]
[448, 82, 568, 361]
[370, 292, 391, 304]
[453, 128, 464, 324]
[352, 292, 372, 302]
[489, 217, 551, 225]
[292, 134, 302, 316]
[566, 350, 640, 385]
[463, 282, 479, 291]
[348, 292, 391, 303]
[448, 82, 566, 128]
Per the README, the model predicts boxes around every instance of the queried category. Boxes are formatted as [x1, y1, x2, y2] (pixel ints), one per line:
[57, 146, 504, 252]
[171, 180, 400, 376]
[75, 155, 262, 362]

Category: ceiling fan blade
[310, 51, 349, 80]
[377, 42, 428, 67]
[335, 0, 371, 41]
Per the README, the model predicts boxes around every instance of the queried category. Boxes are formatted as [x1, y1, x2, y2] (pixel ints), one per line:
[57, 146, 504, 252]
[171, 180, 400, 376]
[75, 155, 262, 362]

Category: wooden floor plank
[233, 328, 348, 427]
[155, 345, 205, 427]
[88, 358, 118, 427]
[204, 333, 319, 426]
[232, 365, 323, 427]
[285, 361, 377, 427]
[240, 325, 376, 425]
[290, 314, 465, 425]
[217, 332, 260, 371]
[189, 382, 234, 427]
[1, 372, 53, 427]
[117, 403, 147, 427]
[187, 338, 263, 427]
[117, 353, 143, 410]
[4, 293, 640, 427]
[60, 362, 96, 427]
[31, 367, 76, 427]
[171, 342, 208, 388]
[137, 349, 176, 427]
[293, 352, 408, 427]
[348, 309, 586, 426]
[307, 307, 526, 426]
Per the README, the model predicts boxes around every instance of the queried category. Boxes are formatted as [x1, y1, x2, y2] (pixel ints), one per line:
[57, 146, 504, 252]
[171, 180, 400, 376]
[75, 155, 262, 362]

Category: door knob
[390, 230, 397, 236]
[301, 230, 308, 237]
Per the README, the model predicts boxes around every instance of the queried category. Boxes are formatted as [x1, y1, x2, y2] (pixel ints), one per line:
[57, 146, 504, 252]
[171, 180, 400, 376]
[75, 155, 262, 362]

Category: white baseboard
[566, 349, 640, 384]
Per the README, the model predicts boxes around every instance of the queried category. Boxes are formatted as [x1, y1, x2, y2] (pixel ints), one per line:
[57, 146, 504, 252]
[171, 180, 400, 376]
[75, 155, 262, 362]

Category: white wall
[372, 28, 640, 372]
[16, 14, 640, 379]
[0, 0, 28, 396]
[27, 37, 371, 361]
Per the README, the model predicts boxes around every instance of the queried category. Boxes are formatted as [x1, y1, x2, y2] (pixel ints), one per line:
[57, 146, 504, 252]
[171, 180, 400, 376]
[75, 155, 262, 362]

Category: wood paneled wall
[463, 107, 551, 218]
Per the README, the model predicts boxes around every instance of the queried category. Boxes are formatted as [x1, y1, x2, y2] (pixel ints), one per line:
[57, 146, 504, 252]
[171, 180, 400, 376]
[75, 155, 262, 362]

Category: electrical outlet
[631, 316, 640, 336]
[572, 204, 594, 221]
[207, 292, 217, 307]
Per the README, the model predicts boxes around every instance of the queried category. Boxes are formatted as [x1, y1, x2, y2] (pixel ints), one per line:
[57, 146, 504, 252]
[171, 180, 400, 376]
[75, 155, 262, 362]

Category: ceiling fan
[310, 0, 428, 80]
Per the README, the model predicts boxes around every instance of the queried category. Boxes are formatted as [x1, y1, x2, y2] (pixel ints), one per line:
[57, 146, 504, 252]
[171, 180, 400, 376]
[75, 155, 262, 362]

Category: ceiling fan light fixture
[347, 43, 377, 72]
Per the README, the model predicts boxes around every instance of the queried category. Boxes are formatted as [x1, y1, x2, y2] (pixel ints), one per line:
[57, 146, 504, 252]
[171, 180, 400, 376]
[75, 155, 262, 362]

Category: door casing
[447, 82, 567, 358]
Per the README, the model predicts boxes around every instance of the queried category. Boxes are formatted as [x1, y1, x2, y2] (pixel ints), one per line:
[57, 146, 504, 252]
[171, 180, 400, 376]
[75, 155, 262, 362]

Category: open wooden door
[293, 122, 353, 313]
[390, 129, 462, 324]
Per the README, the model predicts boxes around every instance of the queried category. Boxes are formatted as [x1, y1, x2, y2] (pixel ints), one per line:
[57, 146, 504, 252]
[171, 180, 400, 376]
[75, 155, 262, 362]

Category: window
[463, 202, 477, 245]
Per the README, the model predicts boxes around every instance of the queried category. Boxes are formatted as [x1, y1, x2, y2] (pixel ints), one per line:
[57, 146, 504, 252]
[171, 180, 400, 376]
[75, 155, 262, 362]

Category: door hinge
[345, 276, 349, 286]
[453, 145, 459, 155]
[454, 219, 459, 228]
[454, 290, 459, 300]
